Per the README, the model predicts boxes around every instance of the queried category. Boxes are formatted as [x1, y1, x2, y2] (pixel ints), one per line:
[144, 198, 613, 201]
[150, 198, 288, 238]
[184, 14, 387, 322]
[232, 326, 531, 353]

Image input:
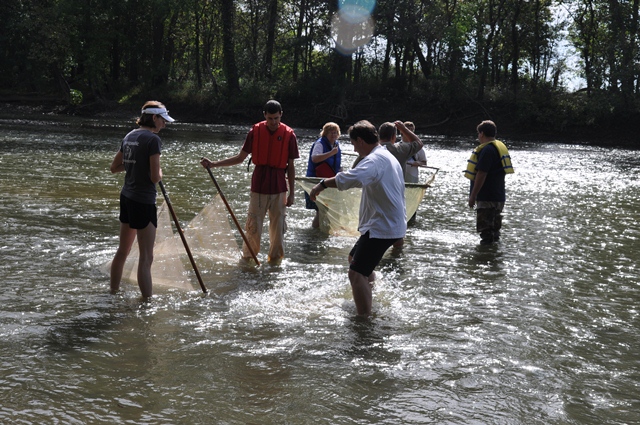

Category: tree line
[2, 0, 640, 139]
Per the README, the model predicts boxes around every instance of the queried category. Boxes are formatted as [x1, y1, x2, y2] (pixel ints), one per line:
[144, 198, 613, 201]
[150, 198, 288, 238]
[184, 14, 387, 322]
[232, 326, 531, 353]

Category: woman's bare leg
[110, 223, 137, 294]
[135, 223, 157, 299]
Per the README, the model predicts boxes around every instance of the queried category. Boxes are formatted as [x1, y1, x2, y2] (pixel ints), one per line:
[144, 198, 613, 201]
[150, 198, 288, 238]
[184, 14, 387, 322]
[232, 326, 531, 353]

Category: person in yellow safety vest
[465, 120, 514, 245]
[201, 100, 300, 263]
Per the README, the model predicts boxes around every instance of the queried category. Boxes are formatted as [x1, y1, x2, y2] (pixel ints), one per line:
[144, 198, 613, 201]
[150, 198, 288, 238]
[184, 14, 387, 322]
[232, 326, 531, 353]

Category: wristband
[320, 179, 327, 188]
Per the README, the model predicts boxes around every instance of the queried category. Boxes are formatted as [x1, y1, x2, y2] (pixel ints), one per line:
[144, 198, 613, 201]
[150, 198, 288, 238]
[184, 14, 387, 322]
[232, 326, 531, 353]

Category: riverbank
[1, 95, 637, 146]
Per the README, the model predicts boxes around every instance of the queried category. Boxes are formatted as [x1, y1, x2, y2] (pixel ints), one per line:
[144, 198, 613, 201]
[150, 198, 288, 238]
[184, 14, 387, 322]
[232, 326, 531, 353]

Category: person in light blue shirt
[309, 120, 405, 316]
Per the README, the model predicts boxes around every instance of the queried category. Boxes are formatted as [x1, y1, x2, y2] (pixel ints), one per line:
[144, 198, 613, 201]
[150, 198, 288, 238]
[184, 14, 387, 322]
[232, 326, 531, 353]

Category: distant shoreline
[1, 97, 637, 147]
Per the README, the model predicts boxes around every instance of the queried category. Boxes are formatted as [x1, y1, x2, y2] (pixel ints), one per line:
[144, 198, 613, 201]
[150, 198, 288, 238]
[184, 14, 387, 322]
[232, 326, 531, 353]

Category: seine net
[296, 177, 431, 236]
[102, 194, 241, 291]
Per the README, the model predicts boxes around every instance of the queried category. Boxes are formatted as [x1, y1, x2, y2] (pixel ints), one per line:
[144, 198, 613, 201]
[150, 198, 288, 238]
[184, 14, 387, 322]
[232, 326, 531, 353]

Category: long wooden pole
[204, 166, 261, 266]
[158, 181, 207, 293]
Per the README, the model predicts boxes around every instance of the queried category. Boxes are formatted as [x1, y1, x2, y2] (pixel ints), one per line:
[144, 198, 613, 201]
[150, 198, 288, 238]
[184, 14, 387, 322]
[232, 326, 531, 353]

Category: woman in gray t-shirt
[108, 100, 174, 299]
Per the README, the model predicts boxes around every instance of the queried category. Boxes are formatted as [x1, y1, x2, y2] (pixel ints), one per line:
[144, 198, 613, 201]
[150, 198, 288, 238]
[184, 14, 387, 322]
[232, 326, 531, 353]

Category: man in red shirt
[201, 100, 300, 263]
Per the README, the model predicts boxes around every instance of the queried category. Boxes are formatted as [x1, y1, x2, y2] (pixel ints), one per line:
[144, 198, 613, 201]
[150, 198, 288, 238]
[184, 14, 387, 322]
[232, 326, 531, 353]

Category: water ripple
[1, 126, 639, 424]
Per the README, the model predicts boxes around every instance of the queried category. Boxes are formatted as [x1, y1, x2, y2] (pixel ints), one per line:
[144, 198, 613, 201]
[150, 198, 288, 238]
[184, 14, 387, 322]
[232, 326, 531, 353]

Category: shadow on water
[470, 243, 505, 269]
[454, 242, 506, 276]
[44, 299, 127, 352]
[343, 316, 402, 365]
[294, 226, 332, 249]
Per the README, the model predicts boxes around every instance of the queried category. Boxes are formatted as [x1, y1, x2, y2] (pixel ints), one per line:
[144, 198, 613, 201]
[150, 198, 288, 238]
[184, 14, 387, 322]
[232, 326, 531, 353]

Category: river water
[0, 114, 638, 424]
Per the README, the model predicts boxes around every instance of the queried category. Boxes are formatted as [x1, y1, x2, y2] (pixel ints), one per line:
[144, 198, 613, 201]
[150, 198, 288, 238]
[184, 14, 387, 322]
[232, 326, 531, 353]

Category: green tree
[221, 0, 240, 93]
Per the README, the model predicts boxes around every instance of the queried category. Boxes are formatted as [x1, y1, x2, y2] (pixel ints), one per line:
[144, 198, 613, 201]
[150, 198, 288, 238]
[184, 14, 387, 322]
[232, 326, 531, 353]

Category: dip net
[101, 194, 241, 291]
[296, 176, 432, 236]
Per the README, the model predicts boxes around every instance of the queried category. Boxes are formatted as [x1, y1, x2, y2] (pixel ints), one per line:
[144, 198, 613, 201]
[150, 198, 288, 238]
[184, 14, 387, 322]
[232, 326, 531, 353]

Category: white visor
[142, 107, 175, 122]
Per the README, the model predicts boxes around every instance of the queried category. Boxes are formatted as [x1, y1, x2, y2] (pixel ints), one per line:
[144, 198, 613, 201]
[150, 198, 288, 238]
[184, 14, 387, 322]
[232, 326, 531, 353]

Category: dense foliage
[2, 0, 640, 138]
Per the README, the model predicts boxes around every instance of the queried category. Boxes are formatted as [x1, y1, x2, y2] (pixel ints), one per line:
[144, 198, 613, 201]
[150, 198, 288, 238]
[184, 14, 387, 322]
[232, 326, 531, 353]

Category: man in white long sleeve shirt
[309, 120, 405, 316]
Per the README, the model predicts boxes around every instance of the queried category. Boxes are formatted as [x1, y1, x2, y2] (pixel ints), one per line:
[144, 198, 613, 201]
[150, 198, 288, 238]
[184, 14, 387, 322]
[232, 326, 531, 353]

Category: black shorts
[349, 231, 400, 277]
[119, 194, 157, 229]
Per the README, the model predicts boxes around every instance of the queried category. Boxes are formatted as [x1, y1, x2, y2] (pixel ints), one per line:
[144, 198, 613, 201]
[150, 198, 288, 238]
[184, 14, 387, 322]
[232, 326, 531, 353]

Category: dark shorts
[349, 231, 400, 277]
[119, 194, 157, 229]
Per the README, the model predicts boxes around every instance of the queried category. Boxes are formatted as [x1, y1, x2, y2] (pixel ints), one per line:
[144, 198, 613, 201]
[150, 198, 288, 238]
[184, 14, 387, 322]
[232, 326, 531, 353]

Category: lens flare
[331, 0, 376, 55]
[338, 0, 376, 23]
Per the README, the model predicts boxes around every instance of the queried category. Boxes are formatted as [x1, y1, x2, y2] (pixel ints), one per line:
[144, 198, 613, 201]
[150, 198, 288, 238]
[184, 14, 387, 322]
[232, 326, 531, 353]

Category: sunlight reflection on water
[0, 120, 639, 424]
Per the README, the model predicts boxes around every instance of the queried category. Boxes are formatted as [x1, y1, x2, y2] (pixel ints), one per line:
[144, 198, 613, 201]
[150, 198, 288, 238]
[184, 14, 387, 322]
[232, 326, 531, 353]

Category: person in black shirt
[467, 120, 514, 245]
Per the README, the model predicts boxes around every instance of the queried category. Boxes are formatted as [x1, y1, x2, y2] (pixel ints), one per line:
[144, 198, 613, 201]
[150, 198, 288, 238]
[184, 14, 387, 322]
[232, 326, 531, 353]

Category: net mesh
[102, 194, 241, 291]
[183, 194, 242, 263]
[296, 177, 431, 236]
